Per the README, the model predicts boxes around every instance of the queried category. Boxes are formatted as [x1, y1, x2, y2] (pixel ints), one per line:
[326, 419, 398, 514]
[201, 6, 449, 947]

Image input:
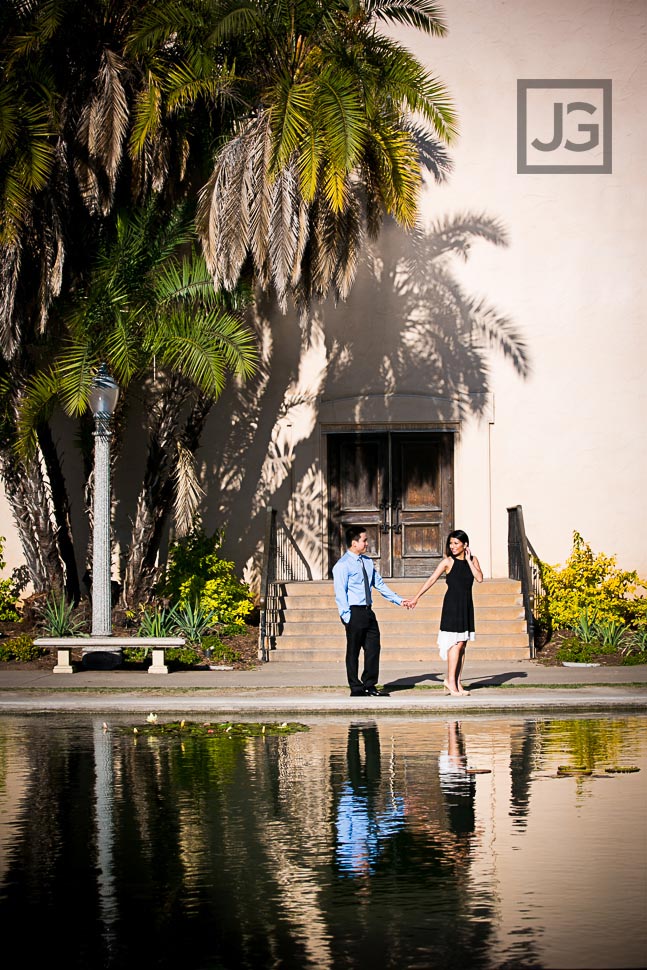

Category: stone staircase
[268, 579, 530, 662]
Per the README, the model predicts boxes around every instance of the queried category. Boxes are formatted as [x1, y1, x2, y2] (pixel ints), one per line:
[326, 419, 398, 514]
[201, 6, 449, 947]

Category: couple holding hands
[332, 525, 483, 698]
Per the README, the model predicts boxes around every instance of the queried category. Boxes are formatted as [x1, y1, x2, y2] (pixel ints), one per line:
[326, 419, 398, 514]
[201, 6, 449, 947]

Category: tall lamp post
[88, 363, 119, 642]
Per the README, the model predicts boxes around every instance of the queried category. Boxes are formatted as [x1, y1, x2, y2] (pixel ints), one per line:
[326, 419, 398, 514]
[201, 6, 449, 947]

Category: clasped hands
[401, 598, 417, 610]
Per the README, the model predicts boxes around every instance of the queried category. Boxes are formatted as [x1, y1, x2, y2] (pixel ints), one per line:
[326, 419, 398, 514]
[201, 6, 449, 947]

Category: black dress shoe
[365, 687, 390, 697]
[350, 689, 368, 697]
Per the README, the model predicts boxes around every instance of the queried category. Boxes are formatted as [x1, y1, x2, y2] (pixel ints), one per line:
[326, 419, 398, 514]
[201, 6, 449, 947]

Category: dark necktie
[360, 557, 372, 606]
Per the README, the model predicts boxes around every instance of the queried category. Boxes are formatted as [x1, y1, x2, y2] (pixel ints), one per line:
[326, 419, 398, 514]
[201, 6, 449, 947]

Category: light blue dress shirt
[332, 551, 403, 624]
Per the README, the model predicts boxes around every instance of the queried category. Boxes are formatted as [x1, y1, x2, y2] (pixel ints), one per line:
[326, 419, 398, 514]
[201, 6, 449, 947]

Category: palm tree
[15, 201, 256, 603]
[0, 0, 456, 598]
[197, 0, 456, 310]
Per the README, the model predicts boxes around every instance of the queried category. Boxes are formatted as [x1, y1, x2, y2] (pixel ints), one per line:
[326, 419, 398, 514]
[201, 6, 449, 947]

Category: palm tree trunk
[121, 382, 216, 606]
[0, 446, 65, 593]
[37, 422, 81, 602]
[121, 375, 187, 605]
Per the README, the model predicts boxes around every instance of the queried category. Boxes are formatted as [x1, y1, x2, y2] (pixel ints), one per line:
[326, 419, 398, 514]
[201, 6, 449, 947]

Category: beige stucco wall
[0, 0, 645, 588]
[397, 0, 647, 576]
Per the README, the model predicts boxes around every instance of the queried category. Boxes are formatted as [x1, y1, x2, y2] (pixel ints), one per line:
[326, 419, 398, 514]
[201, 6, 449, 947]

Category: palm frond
[15, 367, 60, 458]
[87, 49, 130, 197]
[173, 439, 204, 538]
[405, 122, 452, 182]
[165, 57, 237, 112]
[365, 0, 448, 36]
[268, 164, 308, 310]
[129, 77, 163, 157]
[147, 309, 257, 397]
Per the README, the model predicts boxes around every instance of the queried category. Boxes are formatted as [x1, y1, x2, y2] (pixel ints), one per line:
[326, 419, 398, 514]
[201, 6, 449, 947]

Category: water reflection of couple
[335, 723, 405, 877]
[335, 721, 475, 877]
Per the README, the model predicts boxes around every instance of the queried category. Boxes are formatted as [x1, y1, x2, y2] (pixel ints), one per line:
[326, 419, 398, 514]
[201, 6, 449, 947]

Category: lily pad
[605, 766, 640, 773]
[118, 720, 310, 738]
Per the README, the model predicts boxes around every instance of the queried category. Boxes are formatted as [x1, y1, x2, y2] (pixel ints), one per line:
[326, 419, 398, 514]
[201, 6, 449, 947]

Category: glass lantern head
[89, 363, 120, 418]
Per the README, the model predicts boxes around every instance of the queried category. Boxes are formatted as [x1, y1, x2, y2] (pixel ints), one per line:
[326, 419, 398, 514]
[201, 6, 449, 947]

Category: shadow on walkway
[383, 670, 529, 692]
[382, 672, 442, 692]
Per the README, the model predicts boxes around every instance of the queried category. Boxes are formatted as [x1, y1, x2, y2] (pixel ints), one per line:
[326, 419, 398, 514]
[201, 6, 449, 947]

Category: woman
[407, 530, 483, 696]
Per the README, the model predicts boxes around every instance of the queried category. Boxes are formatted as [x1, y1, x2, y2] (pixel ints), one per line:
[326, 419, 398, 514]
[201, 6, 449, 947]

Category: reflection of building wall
[0, 723, 32, 886]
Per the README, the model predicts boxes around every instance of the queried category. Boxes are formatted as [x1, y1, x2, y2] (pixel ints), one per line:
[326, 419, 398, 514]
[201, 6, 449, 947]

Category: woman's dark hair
[446, 529, 469, 557]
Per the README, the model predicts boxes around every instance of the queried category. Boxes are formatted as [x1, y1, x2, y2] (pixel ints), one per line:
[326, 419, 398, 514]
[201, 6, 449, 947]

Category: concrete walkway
[0, 658, 646, 716]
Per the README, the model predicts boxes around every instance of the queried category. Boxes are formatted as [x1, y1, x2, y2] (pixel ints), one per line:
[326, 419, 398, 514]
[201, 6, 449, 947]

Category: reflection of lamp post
[89, 363, 119, 639]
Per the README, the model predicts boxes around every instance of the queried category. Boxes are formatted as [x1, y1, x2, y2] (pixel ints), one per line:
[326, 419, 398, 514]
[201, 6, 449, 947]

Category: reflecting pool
[0, 714, 646, 970]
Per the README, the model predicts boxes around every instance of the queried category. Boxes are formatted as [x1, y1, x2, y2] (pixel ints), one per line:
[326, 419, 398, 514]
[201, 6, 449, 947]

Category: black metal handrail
[507, 505, 546, 659]
[258, 506, 312, 661]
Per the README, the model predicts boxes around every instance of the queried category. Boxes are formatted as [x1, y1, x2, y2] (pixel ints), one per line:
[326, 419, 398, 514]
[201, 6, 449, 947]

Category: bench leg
[53, 648, 74, 674]
[148, 648, 169, 674]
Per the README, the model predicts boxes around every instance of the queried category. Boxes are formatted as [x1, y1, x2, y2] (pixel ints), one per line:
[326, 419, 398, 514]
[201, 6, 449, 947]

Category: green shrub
[201, 634, 243, 665]
[0, 536, 23, 622]
[163, 646, 202, 667]
[539, 532, 646, 631]
[594, 617, 627, 650]
[621, 624, 647, 663]
[571, 606, 599, 644]
[122, 645, 202, 667]
[136, 603, 180, 637]
[38, 591, 87, 636]
[162, 528, 255, 626]
[556, 637, 604, 663]
[172, 601, 219, 645]
[0, 634, 44, 662]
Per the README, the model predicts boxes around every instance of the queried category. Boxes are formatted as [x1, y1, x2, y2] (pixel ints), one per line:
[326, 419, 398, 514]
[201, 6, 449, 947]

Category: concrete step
[267, 644, 530, 663]
[280, 606, 525, 624]
[269, 577, 530, 662]
[281, 578, 521, 596]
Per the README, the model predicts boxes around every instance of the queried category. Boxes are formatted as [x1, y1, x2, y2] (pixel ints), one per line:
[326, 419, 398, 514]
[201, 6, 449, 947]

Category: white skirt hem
[437, 630, 475, 661]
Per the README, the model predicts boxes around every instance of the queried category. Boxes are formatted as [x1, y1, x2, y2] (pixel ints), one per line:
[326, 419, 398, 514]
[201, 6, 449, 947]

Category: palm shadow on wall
[200, 212, 531, 584]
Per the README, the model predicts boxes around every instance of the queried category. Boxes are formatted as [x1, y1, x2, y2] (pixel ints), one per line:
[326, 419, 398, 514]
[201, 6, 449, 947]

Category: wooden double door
[328, 432, 454, 578]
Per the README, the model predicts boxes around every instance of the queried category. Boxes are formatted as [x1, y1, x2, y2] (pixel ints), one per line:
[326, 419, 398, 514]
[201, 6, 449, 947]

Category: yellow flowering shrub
[539, 531, 647, 631]
[163, 528, 254, 626]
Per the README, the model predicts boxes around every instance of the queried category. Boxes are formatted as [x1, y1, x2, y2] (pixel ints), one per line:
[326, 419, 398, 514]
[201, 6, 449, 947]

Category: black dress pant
[344, 605, 381, 691]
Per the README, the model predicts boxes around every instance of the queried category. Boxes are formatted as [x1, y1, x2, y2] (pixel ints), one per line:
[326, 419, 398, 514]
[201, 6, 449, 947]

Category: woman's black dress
[437, 557, 475, 658]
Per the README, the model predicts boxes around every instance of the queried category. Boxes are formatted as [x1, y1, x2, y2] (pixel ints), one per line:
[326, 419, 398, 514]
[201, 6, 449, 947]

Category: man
[332, 525, 407, 697]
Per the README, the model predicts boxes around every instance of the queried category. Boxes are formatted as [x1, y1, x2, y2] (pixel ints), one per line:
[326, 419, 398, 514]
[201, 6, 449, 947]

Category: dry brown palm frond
[91, 50, 129, 183]
[308, 192, 362, 303]
[247, 113, 277, 288]
[0, 242, 22, 358]
[173, 439, 205, 538]
[268, 162, 309, 311]
[74, 49, 129, 215]
[197, 122, 252, 290]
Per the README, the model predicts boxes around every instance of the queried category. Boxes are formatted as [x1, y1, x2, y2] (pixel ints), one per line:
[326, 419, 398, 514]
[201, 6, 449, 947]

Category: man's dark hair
[345, 525, 366, 547]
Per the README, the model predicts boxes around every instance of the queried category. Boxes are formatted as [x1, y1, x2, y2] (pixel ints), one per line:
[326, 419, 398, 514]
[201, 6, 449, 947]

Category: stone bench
[34, 636, 186, 674]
